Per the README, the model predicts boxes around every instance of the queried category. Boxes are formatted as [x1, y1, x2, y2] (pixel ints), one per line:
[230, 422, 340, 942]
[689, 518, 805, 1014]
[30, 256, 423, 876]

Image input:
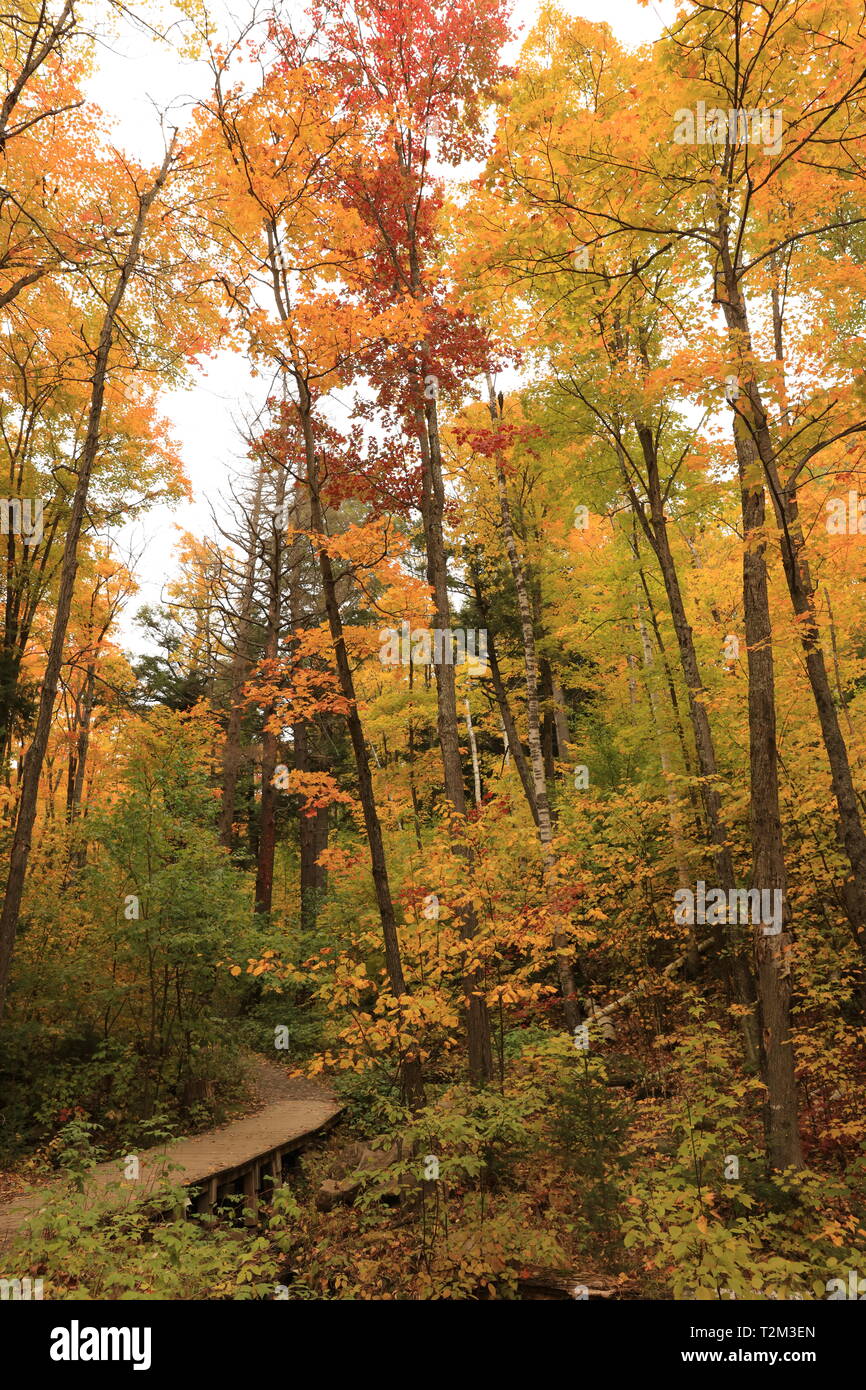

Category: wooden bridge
[0, 1060, 342, 1249]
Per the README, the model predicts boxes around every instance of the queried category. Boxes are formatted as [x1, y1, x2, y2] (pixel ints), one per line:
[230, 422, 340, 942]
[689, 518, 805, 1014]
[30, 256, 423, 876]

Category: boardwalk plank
[0, 1061, 341, 1248]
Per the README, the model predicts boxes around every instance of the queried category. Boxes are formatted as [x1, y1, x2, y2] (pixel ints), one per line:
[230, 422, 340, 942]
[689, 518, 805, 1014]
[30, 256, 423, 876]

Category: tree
[0, 136, 179, 1017]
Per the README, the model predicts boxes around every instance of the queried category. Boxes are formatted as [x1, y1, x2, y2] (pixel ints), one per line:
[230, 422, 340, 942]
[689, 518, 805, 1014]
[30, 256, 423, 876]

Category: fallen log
[581, 934, 715, 1033]
[516, 1264, 635, 1300]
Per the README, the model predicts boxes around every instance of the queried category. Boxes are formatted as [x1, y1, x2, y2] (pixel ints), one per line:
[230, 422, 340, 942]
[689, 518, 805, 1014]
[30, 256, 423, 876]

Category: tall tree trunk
[68, 673, 95, 821]
[730, 285, 866, 963]
[718, 254, 802, 1167]
[284, 503, 329, 932]
[635, 608, 700, 975]
[488, 385, 580, 1030]
[539, 659, 556, 784]
[0, 140, 176, 1019]
[219, 465, 265, 850]
[415, 379, 493, 1085]
[254, 466, 287, 915]
[299, 800, 329, 932]
[464, 694, 482, 808]
[622, 433, 759, 1064]
[298, 394, 423, 1107]
[65, 663, 96, 872]
[295, 718, 329, 933]
[632, 538, 698, 793]
[729, 389, 803, 1170]
[471, 569, 539, 824]
[550, 673, 572, 762]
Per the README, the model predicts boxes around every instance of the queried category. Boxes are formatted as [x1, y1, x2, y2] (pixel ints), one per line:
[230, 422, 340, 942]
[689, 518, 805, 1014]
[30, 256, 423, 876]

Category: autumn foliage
[1, 0, 866, 1306]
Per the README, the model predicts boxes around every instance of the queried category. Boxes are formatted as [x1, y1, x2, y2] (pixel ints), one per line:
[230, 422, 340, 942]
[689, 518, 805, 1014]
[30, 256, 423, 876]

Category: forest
[1, 0, 866, 1316]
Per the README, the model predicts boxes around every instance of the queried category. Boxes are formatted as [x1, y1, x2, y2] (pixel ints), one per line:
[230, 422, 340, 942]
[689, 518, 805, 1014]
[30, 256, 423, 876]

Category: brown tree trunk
[488, 386, 580, 1031]
[299, 801, 329, 932]
[632, 538, 698, 792]
[284, 510, 329, 931]
[65, 663, 97, 872]
[296, 719, 329, 932]
[298, 394, 423, 1107]
[0, 140, 176, 1019]
[416, 380, 493, 1085]
[69, 677, 94, 820]
[621, 432, 759, 1064]
[729, 286, 866, 962]
[634, 608, 701, 975]
[254, 466, 287, 915]
[721, 268, 802, 1169]
[219, 465, 265, 850]
[550, 673, 572, 762]
[471, 569, 539, 824]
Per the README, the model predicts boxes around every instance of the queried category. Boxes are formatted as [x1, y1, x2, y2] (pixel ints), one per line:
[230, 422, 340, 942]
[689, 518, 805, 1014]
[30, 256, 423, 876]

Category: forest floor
[0, 1057, 341, 1250]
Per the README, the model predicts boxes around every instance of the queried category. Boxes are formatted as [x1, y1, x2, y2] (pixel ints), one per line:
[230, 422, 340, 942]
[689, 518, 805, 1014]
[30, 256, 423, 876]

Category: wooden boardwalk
[0, 1059, 342, 1249]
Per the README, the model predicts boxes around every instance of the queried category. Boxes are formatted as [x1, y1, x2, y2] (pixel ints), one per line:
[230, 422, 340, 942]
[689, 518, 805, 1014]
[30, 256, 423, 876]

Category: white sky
[88, 0, 673, 652]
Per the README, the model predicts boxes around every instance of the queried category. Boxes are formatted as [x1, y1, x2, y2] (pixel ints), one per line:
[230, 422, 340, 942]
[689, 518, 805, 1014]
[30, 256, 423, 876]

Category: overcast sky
[88, 0, 674, 652]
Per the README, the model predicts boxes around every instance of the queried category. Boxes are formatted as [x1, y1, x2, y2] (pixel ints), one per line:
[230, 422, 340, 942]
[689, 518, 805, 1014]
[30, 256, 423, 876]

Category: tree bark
[634, 607, 701, 976]
[731, 399, 802, 1171]
[471, 569, 539, 824]
[488, 384, 580, 1031]
[620, 432, 759, 1063]
[721, 266, 802, 1169]
[464, 694, 482, 808]
[0, 138, 177, 1018]
[415, 379, 493, 1084]
[729, 287, 866, 963]
[298, 393, 423, 1107]
[295, 717, 329, 933]
[550, 673, 572, 762]
[219, 465, 265, 850]
[254, 466, 287, 915]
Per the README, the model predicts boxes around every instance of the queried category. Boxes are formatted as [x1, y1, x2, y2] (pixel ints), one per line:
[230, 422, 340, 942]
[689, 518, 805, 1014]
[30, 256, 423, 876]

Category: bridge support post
[242, 1164, 259, 1226]
[268, 1151, 282, 1192]
[195, 1177, 217, 1217]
